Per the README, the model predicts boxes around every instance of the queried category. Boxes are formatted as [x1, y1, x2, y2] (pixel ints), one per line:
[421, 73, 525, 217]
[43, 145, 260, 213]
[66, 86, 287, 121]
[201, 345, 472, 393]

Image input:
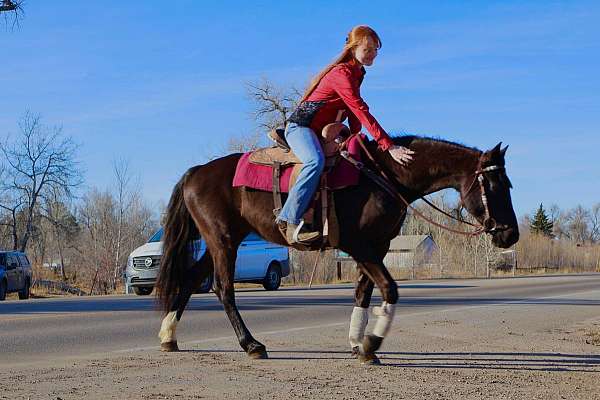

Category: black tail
[155, 169, 199, 314]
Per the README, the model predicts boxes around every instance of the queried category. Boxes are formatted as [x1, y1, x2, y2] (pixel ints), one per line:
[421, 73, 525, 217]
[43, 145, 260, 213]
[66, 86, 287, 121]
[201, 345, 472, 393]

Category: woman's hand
[388, 145, 415, 166]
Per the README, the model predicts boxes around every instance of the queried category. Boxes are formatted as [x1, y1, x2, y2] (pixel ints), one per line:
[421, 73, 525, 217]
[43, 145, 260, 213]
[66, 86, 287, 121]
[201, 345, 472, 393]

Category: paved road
[1, 274, 600, 367]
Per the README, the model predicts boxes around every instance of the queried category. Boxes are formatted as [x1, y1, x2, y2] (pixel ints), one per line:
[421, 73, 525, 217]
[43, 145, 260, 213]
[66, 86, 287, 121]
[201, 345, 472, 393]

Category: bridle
[461, 162, 510, 234]
[340, 134, 510, 236]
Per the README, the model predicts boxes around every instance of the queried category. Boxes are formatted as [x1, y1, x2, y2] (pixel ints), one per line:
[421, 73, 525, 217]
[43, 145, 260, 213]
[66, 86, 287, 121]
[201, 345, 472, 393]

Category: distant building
[384, 234, 438, 269]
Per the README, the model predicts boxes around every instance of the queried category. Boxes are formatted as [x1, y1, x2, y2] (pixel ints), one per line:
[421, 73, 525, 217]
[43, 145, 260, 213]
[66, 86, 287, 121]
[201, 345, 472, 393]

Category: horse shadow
[181, 348, 600, 372]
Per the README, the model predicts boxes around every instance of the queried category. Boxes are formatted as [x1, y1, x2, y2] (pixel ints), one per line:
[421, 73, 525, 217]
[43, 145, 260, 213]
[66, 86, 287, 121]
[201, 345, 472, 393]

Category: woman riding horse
[155, 27, 519, 365]
[276, 25, 415, 245]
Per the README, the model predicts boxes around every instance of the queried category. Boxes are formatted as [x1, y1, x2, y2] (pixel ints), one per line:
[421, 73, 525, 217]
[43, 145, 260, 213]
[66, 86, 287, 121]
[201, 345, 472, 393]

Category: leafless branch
[0, 111, 82, 251]
[1, 0, 25, 30]
[246, 79, 302, 132]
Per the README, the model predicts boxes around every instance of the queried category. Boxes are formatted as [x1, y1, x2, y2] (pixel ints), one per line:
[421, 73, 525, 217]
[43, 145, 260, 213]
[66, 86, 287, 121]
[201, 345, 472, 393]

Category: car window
[0, 254, 5, 266]
[18, 254, 29, 267]
[244, 232, 263, 242]
[148, 228, 163, 243]
[7, 254, 17, 268]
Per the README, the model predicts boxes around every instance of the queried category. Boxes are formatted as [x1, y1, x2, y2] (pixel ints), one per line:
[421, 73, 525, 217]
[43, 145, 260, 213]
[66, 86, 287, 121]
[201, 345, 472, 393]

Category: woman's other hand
[388, 145, 415, 166]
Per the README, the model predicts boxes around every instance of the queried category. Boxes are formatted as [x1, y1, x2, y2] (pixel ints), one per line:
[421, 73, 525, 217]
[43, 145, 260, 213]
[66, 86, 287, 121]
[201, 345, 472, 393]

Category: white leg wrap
[372, 302, 396, 338]
[348, 307, 369, 349]
[158, 311, 178, 343]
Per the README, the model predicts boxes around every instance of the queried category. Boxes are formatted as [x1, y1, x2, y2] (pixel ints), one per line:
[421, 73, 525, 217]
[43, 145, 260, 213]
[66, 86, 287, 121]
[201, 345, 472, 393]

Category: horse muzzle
[488, 220, 519, 248]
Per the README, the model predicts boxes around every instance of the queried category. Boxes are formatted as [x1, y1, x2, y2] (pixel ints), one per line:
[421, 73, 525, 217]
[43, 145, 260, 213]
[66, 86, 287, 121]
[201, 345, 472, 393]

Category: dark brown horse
[155, 135, 519, 364]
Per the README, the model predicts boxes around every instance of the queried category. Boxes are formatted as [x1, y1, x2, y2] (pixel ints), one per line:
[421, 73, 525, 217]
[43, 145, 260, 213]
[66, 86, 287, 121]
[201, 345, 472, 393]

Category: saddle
[248, 122, 351, 248]
[264, 122, 351, 159]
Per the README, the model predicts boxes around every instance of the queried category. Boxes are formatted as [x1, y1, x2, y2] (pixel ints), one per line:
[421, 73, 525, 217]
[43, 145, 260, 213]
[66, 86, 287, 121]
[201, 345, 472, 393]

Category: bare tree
[0, 185, 24, 250]
[204, 79, 301, 159]
[1, 0, 24, 30]
[0, 111, 82, 251]
[77, 185, 156, 294]
[78, 189, 114, 294]
[41, 188, 79, 280]
[549, 204, 570, 240]
[111, 158, 137, 289]
[224, 131, 264, 154]
[567, 205, 591, 245]
[589, 203, 600, 244]
[246, 79, 302, 132]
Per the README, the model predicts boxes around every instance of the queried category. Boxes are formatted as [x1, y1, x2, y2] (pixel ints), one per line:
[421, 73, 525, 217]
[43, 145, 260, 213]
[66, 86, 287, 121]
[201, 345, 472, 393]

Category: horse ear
[491, 142, 502, 154]
[500, 145, 509, 157]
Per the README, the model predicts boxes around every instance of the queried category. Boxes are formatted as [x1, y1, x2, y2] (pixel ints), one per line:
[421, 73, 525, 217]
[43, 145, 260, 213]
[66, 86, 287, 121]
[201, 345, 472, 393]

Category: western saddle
[248, 122, 351, 247]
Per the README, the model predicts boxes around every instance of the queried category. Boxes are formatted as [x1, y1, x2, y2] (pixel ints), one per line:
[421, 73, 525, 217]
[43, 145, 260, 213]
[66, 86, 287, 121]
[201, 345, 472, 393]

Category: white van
[125, 229, 289, 295]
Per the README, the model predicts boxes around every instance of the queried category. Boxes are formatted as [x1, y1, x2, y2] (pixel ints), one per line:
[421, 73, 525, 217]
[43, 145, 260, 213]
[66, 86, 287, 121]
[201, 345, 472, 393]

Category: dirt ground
[2, 315, 599, 400]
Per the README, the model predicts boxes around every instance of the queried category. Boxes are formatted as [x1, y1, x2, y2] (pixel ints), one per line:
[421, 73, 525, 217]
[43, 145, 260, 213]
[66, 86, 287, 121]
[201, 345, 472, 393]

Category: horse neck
[371, 139, 481, 200]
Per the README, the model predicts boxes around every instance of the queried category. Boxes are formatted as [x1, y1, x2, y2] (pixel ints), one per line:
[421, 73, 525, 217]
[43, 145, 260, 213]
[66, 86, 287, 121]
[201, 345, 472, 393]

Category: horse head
[460, 142, 519, 248]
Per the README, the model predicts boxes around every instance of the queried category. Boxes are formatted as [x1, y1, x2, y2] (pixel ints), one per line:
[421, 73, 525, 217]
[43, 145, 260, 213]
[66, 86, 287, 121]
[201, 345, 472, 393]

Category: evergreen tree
[530, 203, 554, 237]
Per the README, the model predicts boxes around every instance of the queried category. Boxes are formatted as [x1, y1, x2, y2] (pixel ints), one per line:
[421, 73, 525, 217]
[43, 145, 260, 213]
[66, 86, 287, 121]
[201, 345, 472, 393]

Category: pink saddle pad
[232, 134, 365, 192]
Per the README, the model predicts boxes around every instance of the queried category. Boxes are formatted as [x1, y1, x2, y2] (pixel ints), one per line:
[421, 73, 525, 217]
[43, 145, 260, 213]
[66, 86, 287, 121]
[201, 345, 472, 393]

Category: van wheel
[133, 286, 153, 296]
[18, 279, 30, 300]
[263, 263, 282, 291]
[0, 280, 6, 301]
[196, 274, 213, 294]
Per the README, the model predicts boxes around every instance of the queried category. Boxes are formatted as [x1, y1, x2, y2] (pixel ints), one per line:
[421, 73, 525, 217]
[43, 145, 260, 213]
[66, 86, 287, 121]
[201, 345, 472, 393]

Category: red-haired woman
[276, 25, 414, 244]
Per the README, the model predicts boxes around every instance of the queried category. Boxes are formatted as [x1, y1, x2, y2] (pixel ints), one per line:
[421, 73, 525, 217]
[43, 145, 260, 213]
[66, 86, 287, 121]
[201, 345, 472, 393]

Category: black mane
[390, 134, 481, 153]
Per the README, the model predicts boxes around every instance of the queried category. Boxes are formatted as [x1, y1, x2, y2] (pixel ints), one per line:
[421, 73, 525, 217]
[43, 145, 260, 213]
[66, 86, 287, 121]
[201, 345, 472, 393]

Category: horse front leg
[349, 271, 374, 356]
[354, 260, 398, 365]
[158, 252, 214, 352]
[212, 246, 268, 359]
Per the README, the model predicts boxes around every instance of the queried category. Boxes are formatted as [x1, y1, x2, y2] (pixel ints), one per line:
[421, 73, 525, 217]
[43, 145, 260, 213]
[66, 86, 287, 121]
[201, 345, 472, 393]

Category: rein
[340, 134, 505, 237]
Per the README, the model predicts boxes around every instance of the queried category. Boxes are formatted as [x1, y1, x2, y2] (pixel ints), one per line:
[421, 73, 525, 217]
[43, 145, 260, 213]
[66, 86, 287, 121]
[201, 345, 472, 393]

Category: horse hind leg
[212, 245, 268, 359]
[159, 251, 214, 352]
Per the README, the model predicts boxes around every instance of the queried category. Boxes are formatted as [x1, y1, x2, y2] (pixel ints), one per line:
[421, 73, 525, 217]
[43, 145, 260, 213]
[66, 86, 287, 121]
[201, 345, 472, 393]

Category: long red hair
[300, 25, 382, 102]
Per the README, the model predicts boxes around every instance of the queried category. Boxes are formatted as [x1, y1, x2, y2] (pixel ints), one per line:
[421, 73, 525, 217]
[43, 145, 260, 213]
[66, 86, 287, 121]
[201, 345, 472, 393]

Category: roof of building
[389, 235, 436, 251]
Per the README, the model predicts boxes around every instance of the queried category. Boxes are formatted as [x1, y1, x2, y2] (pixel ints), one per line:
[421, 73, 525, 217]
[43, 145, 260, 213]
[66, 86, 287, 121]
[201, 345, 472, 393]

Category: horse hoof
[160, 341, 179, 352]
[358, 352, 381, 365]
[248, 348, 269, 359]
[351, 346, 360, 358]
[247, 343, 268, 359]
[363, 335, 383, 354]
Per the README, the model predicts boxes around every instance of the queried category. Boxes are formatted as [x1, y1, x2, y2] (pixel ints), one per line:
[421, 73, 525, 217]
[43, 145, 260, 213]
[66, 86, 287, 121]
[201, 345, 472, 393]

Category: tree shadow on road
[2, 290, 599, 315]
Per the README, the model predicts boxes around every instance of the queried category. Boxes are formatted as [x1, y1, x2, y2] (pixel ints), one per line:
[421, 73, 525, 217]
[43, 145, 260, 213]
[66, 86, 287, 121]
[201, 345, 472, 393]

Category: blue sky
[1, 1, 599, 217]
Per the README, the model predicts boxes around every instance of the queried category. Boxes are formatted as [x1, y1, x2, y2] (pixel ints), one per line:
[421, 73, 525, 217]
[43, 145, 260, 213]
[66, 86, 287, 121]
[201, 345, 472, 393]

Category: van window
[148, 228, 163, 243]
[244, 232, 263, 242]
[0, 254, 5, 266]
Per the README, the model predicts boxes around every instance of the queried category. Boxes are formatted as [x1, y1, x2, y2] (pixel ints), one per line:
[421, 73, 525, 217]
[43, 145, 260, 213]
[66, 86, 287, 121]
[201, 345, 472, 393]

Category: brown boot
[285, 221, 320, 244]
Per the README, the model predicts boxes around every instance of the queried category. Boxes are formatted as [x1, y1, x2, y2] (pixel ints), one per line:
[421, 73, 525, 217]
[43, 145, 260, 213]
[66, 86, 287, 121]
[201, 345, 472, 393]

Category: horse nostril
[483, 217, 496, 231]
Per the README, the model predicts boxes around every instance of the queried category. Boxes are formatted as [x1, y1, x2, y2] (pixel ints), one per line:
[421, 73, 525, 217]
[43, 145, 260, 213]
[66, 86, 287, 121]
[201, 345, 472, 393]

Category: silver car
[125, 229, 289, 295]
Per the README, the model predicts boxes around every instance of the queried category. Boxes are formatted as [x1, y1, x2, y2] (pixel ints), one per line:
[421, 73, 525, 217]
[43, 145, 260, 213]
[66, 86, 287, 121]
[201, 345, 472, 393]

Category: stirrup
[288, 220, 320, 244]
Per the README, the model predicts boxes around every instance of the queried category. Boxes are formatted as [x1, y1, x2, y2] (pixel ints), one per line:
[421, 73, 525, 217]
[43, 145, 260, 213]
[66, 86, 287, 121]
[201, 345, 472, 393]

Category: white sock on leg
[349, 306, 369, 349]
[158, 311, 178, 343]
[372, 302, 395, 338]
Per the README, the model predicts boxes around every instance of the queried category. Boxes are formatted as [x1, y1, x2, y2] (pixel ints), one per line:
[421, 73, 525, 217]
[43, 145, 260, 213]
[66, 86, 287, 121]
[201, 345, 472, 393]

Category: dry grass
[19, 212, 600, 295]
[283, 231, 600, 286]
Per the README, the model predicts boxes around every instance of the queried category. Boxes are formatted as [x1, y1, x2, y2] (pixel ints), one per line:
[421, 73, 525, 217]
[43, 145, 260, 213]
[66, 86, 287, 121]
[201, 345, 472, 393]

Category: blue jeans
[275, 122, 325, 225]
